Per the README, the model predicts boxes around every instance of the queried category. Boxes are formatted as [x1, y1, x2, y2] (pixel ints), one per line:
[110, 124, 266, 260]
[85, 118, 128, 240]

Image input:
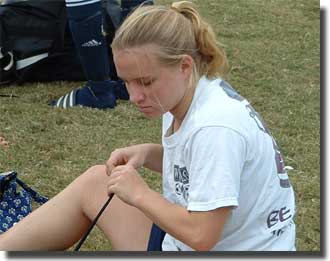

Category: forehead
[113, 45, 159, 79]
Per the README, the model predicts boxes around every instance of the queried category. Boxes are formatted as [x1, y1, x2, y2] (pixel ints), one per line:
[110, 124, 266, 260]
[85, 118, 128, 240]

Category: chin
[142, 111, 164, 119]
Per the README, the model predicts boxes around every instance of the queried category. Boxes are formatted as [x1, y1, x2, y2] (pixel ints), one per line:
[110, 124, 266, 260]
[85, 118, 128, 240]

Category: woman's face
[113, 45, 193, 119]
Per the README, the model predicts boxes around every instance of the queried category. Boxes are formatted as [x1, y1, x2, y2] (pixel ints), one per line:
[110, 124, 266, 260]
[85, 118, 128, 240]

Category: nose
[127, 83, 145, 104]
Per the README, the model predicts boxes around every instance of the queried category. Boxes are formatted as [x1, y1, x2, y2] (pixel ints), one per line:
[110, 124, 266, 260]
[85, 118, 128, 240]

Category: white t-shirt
[161, 76, 296, 251]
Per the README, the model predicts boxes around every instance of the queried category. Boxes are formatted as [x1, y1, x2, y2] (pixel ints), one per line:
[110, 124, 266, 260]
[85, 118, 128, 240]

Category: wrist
[134, 187, 153, 209]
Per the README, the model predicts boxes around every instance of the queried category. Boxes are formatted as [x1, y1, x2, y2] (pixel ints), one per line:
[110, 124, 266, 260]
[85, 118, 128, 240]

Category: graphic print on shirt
[174, 165, 189, 200]
[219, 80, 291, 188]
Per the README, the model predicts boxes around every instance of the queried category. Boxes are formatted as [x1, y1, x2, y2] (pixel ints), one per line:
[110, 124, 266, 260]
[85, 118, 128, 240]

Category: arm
[107, 165, 230, 251]
[141, 143, 163, 173]
[138, 128, 244, 249]
[136, 189, 231, 251]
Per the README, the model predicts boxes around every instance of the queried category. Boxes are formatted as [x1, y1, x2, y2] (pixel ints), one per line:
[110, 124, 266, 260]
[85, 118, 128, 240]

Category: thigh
[79, 165, 153, 250]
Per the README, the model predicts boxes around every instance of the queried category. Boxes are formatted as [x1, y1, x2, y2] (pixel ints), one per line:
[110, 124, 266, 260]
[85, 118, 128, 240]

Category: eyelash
[123, 79, 154, 88]
[138, 79, 153, 87]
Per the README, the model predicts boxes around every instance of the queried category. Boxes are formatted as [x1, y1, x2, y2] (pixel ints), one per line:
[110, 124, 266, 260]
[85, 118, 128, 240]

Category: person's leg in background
[52, 0, 153, 109]
[52, 0, 119, 109]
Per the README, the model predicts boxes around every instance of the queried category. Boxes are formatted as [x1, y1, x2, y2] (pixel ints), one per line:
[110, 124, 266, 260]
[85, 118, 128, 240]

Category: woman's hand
[105, 143, 163, 175]
[107, 164, 150, 206]
[105, 145, 146, 176]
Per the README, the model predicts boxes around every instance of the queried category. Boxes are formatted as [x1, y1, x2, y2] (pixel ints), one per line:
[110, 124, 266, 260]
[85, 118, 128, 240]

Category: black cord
[74, 193, 114, 251]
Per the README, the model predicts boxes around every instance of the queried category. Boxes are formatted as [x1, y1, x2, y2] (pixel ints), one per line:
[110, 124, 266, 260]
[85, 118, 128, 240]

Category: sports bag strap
[15, 177, 48, 204]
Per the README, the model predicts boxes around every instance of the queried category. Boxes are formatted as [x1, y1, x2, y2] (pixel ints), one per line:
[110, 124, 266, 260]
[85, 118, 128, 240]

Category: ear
[180, 55, 194, 78]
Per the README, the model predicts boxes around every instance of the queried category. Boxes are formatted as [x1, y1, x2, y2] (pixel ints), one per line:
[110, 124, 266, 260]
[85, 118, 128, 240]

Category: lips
[138, 106, 152, 113]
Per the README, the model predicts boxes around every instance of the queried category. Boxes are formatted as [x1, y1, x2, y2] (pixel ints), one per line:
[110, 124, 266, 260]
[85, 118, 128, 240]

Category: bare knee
[71, 165, 152, 250]
[74, 165, 108, 191]
[71, 165, 110, 216]
[76, 165, 152, 250]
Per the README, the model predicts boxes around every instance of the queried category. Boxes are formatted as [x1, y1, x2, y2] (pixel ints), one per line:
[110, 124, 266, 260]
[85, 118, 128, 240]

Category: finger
[106, 150, 127, 175]
[107, 183, 117, 196]
[105, 159, 122, 176]
[105, 158, 117, 175]
[108, 174, 121, 186]
[107, 176, 122, 195]
[109, 169, 124, 178]
[112, 163, 136, 174]
[111, 165, 128, 174]
[105, 163, 113, 176]
[124, 164, 136, 172]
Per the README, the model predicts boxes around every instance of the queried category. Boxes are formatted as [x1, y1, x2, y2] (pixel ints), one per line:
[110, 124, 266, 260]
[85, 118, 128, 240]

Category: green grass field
[0, 0, 320, 252]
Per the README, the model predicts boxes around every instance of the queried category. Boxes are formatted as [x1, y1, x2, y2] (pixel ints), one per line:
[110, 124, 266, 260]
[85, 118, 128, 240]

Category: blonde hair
[111, 1, 229, 80]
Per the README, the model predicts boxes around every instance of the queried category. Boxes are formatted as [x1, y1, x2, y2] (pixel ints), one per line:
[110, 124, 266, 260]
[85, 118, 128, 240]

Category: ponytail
[171, 1, 229, 77]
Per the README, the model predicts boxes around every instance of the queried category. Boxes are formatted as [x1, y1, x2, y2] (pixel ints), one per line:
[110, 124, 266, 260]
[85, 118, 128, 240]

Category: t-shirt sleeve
[185, 126, 247, 211]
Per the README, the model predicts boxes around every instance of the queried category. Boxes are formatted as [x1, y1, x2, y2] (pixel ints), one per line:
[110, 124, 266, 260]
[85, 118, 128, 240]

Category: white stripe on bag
[16, 53, 49, 70]
[66, 0, 101, 7]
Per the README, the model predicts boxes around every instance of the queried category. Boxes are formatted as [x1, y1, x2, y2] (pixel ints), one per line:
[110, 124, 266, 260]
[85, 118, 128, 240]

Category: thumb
[106, 150, 125, 176]
[105, 160, 116, 176]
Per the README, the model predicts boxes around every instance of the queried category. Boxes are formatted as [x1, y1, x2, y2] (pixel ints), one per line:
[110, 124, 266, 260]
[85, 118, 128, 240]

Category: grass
[0, 0, 320, 252]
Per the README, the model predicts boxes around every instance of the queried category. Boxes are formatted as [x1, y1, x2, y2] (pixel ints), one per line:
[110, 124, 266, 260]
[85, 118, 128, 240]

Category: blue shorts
[147, 223, 166, 251]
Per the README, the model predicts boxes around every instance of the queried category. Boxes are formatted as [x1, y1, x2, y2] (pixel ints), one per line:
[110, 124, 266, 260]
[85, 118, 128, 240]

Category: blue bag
[0, 171, 48, 233]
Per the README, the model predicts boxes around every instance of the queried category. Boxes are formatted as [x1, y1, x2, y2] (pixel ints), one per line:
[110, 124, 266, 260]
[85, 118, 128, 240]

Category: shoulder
[190, 77, 250, 133]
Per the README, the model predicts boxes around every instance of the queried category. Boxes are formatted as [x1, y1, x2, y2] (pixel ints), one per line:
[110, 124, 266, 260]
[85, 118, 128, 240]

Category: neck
[170, 83, 196, 131]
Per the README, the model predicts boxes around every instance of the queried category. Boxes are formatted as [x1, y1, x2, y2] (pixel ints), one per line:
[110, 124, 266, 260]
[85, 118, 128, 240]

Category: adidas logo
[81, 39, 102, 47]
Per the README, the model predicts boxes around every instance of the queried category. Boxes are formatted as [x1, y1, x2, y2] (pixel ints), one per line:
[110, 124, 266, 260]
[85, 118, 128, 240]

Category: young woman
[0, 1, 296, 251]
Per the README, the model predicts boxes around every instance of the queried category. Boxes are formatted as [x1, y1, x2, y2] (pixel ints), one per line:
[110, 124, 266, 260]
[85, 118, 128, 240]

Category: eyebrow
[118, 76, 153, 82]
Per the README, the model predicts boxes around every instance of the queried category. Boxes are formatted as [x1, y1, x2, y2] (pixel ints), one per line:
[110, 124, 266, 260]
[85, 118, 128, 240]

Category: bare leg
[0, 165, 152, 250]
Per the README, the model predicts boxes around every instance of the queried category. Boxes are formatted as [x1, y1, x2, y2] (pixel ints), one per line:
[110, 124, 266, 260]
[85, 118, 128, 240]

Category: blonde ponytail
[171, 1, 229, 77]
[112, 1, 229, 79]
